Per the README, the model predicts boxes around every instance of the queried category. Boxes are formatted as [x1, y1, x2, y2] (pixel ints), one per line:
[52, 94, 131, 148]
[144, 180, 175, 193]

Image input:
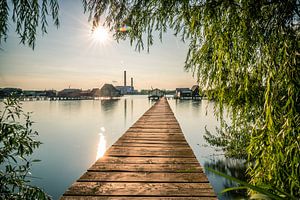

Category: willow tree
[0, 0, 59, 49]
[82, 0, 300, 197]
[0, 1, 59, 198]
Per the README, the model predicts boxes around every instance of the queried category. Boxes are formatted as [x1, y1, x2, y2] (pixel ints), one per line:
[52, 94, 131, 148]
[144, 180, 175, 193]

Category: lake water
[2, 95, 246, 199]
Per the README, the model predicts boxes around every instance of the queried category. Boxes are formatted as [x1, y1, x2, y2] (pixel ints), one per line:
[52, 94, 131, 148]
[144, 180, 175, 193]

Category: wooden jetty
[61, 97, 217, 199]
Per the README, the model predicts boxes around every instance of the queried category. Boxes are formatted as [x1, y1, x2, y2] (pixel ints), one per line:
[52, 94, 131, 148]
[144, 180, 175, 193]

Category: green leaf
[250, 193, 271, 200]
[205, 167, 286, 200]
[221, 186, 248, 193]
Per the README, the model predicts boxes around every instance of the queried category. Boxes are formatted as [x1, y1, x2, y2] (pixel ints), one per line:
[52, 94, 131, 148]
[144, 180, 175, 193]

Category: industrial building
[116, 71, 135, 95]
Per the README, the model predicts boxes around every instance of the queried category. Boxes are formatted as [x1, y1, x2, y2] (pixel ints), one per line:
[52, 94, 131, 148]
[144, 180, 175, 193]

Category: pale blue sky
[0, 0, 196, 90]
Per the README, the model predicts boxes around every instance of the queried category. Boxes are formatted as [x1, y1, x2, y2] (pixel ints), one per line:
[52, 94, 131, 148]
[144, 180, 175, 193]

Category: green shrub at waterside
[0, 97, 50, 199]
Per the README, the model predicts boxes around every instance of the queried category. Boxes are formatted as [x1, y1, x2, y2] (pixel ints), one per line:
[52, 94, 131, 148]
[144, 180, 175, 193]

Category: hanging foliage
[0, 0, 59, 49]
[82, 0, 300, 197]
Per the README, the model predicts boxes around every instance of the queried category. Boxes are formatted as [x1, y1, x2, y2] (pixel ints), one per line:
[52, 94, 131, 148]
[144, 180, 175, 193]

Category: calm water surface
[6, 95, 246, 199]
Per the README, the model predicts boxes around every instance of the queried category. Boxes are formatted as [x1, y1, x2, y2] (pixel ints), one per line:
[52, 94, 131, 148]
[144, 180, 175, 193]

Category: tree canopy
[82, 0, 300, 197]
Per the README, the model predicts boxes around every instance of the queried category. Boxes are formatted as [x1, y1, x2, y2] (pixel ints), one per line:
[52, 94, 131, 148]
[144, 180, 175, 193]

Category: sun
[92, 26, 109, 43]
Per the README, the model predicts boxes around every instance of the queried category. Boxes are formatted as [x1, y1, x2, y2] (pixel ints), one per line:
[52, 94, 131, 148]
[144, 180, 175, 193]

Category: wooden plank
[121, 134, 184, 138]
[125, 130, 182, 134]
[107, 146, 193, 152]
[106, 147, 194, 155]
[120, 136, 185, 140]
[137, 120, 178, 123]
[138, 120, 178, 123]
[122, 132, 184, 137]
[132, 124, 180, 128]
[110, 146, 191, 150]
[135, 120, 179, 123]
[112, 143, 189, 148]
[138, 117, 178, 121]
[122, 133, 184, 137]
[128, 129, 181, 132]
[78, 172, 209, 182]
[145, 111, 172, 112]
[105, 151, 194, 156]
[124, 132, 185, 138]
[63, 182, 215, 196]
[109, 146, 192, 151]
[61, 196, 217, 200]
[119, 136, 186, 141]
[137, 119, 178, 122]
[117, 138, 187, 142]
[118, 137, 185, 143]
[134, 124, 180, 127]
[120, 132, 185, 138]
[142, 114, 175, 116]
[130, 128, 182, 131]
[105, 151, 195, 157]
[131, 125, 181, 129]
[95, 157, 199, 164]
[115, 140, 188, 144]
[124, 133, 183, 135]
[89, 163, 202, 172]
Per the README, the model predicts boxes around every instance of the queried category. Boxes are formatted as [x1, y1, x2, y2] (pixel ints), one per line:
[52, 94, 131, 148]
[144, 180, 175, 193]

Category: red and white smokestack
[124, 70, 126, 86]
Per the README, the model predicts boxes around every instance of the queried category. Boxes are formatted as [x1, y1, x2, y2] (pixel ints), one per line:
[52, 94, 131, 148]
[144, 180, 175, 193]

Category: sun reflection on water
[96, 127, 107, 160]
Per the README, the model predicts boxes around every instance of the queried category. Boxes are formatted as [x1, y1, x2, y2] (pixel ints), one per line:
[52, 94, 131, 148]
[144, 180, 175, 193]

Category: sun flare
[92, 26, 109, 43]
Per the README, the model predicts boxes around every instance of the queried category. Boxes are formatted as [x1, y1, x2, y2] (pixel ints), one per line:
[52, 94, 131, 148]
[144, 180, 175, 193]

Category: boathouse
[175, 88, 192, 99]
[148, 88, 164, 99]
[99, 84, 121, 97]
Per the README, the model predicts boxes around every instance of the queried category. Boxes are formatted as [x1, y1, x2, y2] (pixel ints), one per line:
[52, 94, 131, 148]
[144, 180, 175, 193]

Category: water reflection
[58, 101, 82, 115]
[100, 99, 119, 112]
[124, 98, 127, 125]
[131, 99, 133, 121]
[96, 127, 107, 160]
[175, 99, 191, 110]
[191, 100, 202, 109]
[204, 158, 248, 199]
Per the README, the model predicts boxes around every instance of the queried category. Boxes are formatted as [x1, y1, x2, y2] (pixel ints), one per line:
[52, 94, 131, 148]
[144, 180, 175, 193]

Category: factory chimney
[124, 70, 126, 86]
[131, 77, 133, 88]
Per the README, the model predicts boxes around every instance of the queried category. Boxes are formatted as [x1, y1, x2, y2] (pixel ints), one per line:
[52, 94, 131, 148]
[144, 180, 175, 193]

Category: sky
[0, 0, 197, 91]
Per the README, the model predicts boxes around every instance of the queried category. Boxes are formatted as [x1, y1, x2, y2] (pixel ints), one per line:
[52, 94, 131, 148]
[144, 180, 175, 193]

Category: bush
[0, 97, 50, 199]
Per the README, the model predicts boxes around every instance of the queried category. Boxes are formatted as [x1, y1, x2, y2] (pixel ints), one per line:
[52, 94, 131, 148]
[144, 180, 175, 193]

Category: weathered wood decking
[61, 97, 217, 199]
